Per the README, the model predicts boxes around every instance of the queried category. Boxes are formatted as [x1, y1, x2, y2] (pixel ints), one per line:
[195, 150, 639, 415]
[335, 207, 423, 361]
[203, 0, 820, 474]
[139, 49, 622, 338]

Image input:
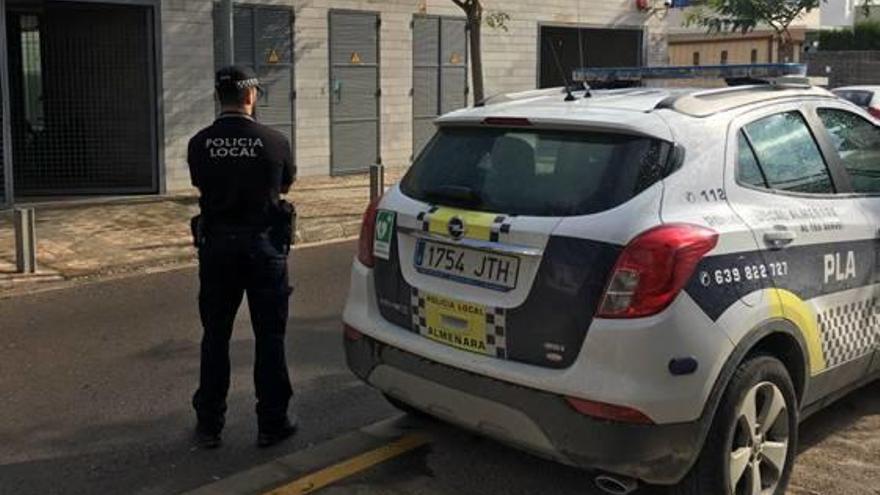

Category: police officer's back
[188, 66, 297, 449]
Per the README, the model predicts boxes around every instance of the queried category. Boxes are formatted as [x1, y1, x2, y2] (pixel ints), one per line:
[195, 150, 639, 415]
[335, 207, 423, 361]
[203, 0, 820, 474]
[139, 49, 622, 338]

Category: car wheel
[671, 355, 799, 495]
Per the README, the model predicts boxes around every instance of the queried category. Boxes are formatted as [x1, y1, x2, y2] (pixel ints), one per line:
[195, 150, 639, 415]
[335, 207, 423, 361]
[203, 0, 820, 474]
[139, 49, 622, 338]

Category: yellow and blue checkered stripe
[417, 206, 515, 243]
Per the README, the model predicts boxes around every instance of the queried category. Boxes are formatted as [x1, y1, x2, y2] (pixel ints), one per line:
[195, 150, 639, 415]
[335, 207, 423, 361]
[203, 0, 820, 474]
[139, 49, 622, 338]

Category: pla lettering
[823, 251, 856, 283]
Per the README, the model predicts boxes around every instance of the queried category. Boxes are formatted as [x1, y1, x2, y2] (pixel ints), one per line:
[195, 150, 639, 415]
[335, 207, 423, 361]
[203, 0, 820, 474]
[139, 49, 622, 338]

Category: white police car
[342, 64, 880, 495]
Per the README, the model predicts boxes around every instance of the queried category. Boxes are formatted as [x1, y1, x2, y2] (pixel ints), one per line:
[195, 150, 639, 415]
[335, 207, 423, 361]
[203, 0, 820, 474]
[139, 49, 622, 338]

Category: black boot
[257, 418, 298, 448]
[194, 424, 222, 449]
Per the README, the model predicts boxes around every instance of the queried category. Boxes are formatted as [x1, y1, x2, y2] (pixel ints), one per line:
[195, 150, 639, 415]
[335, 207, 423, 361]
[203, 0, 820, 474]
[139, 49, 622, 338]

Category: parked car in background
[833, 86, 880, 118]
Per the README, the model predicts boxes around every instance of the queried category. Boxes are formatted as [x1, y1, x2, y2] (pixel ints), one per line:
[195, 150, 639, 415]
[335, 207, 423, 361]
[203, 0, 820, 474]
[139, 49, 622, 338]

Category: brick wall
[805, 51, 880, 88]
[160, 0, 667, 192]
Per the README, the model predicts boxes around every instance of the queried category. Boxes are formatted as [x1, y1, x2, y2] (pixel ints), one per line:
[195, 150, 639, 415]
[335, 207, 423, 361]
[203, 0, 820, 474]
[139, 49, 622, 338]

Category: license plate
[421, 293, 490, 355]
[414, 239, 520, 291]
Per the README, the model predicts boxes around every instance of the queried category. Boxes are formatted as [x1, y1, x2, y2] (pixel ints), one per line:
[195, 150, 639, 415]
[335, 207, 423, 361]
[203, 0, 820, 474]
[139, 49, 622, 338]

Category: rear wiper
[423, 184, 483, 208]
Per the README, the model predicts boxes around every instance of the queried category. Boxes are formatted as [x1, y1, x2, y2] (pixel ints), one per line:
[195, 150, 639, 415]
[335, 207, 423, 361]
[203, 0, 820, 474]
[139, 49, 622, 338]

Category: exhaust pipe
[594, 474, 639, 495]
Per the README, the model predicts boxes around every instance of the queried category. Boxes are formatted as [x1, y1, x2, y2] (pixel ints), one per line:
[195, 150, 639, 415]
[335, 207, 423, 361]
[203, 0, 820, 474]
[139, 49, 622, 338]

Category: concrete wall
[806, 50, 880, 87]
[159, 0, 667, 192]
[160, 0, 217, 192]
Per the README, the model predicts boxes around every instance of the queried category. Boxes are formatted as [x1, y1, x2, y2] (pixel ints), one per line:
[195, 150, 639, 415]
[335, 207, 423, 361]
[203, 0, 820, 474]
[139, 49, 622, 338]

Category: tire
[383, 393, 430, 418]
[670, 355, 799, 495]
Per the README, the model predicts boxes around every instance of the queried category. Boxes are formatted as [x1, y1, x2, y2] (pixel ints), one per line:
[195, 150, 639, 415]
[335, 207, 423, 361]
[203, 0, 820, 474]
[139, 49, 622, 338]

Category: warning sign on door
[350, 52, 362, 64]
[267, 48, 281, 64]
[450, 52, 462, 65]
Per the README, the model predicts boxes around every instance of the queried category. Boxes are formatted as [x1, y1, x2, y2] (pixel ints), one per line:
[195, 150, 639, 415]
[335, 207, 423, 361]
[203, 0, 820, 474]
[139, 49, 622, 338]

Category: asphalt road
[2, 240, 878, 495]
[0, 240, 395, 495]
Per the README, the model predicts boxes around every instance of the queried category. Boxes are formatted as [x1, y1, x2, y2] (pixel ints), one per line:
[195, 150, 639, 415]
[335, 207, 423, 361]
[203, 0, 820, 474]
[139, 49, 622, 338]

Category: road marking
[264, 433, 431, 495]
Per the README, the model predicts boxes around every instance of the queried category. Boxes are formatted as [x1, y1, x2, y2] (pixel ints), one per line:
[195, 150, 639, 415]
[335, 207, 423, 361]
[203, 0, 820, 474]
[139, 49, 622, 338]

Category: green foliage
[819, 20, 880, 50]
[685, 0, 821, 35]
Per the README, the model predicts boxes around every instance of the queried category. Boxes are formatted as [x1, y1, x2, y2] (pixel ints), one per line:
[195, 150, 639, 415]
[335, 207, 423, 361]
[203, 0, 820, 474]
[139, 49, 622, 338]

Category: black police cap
[215, 65, 261, 92]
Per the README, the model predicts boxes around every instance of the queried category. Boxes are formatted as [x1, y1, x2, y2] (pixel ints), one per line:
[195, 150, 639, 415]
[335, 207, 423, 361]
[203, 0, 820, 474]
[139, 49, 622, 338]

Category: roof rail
[573, 63, 808, 88]
[655, 84, 834, 118]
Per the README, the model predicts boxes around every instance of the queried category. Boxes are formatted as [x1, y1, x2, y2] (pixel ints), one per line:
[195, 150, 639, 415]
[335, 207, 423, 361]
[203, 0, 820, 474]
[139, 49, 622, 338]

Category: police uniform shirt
[188, 113, 295, 229]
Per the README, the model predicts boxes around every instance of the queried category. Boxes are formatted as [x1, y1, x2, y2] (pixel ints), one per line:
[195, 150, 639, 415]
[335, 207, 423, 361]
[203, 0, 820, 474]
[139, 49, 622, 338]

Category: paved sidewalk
[0, 169, 404, 293]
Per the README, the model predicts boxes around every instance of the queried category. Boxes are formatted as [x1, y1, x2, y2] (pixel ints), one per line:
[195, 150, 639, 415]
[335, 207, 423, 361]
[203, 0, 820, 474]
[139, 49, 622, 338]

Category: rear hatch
[374, 124, 672, 369]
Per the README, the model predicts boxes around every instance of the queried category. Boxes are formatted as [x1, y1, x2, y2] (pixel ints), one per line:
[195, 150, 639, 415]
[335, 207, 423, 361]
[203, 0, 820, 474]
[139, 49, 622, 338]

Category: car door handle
[763, 230, 796, 250]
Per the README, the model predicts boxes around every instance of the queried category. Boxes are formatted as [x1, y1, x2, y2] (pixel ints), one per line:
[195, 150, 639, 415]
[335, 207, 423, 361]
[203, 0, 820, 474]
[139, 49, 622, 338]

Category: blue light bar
[573, 63, 807, 83]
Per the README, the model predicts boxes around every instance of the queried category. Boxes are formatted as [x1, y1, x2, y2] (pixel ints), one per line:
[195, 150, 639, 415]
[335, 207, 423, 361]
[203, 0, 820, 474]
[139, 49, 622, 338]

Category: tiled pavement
[0, 169, 404, 293]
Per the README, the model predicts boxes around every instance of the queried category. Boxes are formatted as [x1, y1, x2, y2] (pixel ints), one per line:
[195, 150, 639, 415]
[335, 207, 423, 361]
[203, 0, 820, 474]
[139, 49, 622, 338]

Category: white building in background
[820, 0, 880, 27]
[822, 0, 859, 27]
[0, 0, 669, 204]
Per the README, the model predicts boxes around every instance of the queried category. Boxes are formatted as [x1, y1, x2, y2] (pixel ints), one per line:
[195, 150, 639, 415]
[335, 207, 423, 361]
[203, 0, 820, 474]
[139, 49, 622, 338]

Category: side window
[743, 112, 834, 194]
[736, 131, 767, 188]
[817, 108, 880, 194]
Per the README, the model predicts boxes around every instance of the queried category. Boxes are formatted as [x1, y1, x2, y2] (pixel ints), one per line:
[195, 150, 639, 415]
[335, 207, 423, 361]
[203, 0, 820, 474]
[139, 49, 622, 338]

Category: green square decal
[373, 210, 395, 260]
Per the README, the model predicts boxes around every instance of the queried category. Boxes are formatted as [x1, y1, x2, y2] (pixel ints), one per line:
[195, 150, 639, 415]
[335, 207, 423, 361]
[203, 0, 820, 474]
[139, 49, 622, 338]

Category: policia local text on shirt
[187, 66, 297, 449]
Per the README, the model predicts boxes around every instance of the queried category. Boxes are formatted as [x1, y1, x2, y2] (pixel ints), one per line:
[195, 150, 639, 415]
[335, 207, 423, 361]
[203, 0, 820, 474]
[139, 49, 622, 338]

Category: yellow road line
[264, 433, 432, 495]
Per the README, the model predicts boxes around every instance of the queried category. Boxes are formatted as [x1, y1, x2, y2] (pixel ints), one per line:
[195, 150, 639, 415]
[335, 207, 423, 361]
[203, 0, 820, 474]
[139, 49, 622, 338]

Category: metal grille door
[10, 3, 157, 195]
[215, 5, 295, 150]
[412, 16, 467, 157]
[329, 10, 379, 175]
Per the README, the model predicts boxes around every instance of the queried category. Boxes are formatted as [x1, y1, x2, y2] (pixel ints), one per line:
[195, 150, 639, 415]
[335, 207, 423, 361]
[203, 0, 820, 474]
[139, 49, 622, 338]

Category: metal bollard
[14, 208, 37, 274]
[369, 163, 385, 202]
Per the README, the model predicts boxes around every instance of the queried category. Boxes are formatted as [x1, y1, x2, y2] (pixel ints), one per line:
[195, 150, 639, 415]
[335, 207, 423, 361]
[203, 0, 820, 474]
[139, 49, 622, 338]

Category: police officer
[188, 66, 296, 449]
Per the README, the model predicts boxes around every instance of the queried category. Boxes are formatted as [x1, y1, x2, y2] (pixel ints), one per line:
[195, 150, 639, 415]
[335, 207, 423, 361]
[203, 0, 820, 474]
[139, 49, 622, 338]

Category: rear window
[833, 90, 874, 108]
[400, 127, 672, 216]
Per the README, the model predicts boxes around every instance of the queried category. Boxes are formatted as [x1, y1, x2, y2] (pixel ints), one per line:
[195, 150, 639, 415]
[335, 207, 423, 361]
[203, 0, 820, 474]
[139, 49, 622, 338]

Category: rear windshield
[833, 90, 874, 108]
[400, 127, 672, 216]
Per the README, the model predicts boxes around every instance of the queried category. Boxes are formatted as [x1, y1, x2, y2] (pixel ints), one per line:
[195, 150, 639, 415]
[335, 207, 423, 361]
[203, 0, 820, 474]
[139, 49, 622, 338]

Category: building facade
[0, 0, 667, 204]
[664, 2, 818, 66]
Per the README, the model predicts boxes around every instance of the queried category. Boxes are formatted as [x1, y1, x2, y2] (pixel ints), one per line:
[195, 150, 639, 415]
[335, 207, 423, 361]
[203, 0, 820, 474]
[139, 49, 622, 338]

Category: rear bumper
[345, 333, 705, 485]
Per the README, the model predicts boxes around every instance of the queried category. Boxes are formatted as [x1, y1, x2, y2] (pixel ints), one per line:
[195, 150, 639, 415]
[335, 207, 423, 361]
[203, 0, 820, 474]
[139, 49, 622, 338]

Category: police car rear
[342, 81, 714, 483]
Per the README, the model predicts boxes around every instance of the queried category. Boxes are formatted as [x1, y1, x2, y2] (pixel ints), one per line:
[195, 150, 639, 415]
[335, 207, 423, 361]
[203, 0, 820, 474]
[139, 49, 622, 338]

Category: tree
[686, 0, 824, 62]
[450, 0, 508, 103]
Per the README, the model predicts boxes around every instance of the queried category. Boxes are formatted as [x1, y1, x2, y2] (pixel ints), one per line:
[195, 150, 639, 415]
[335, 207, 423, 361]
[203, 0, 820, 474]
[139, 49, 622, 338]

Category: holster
[190, 214, 205, 248]
[270, 200, 296, 254]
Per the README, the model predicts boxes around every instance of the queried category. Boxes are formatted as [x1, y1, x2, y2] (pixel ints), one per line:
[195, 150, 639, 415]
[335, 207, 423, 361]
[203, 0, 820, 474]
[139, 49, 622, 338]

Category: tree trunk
[777, 28, 795, 63]
[452, 0, 485, 104]
[469, 13, 484, 103]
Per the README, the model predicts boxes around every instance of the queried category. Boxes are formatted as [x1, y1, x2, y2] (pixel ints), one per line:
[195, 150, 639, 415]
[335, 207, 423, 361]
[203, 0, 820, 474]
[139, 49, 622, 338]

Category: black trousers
[193, 231, 293, 433]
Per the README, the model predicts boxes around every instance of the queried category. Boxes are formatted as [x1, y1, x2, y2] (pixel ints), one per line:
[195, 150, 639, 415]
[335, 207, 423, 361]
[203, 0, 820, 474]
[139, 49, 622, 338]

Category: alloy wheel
[729, 381, 790, 495]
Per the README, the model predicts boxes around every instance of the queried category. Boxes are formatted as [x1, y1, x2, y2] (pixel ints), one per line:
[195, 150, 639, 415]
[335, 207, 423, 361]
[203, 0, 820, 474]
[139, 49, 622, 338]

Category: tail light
[357, 196, 382, 268]
[598, 224, 718, 319]
[566, 397, 654, 425]
[869, 106, 880, 120]
[343, 323, 364, 341]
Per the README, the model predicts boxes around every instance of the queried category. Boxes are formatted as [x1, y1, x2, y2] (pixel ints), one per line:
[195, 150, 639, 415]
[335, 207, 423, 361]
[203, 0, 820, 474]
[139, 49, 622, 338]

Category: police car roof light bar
[573, 63, 808, 86]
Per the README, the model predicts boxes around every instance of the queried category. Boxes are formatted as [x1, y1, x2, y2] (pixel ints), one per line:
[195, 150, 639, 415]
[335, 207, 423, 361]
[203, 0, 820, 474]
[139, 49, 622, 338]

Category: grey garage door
[329, 10, 380, 175]
[412, 16, 467, 158]
[215, 5, 295, 151]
